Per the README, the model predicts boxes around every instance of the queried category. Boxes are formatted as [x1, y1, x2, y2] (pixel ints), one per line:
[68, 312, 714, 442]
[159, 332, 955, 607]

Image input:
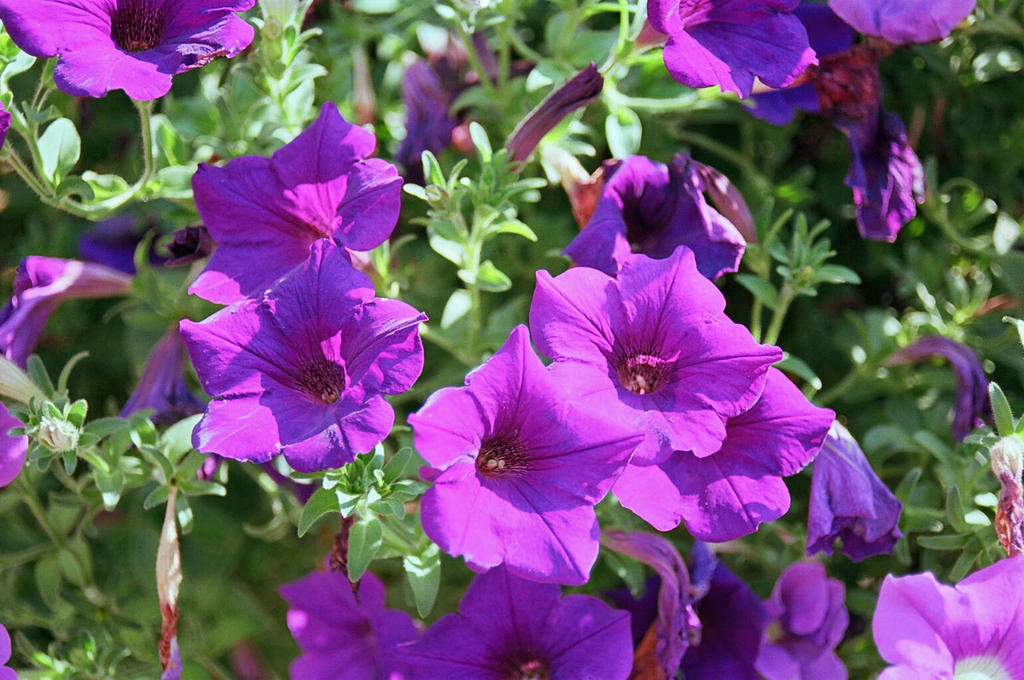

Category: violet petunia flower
[0, 623, 15, 680]
[884, 336, 990, 441]
[807, 422, 903, 561]
[163, 225, 214, 267]
[873, 556, 1024, 679]
[829, 0, 976, 45]
[563, 154, 747, 280]
[394, 566, 634, 680]
[756, 562, 849, 680]
[613, 368, 833, 540]
[410, 325, 641, 584]
[78, 215, 147, 274]
[181, 241, 426, 472]
[280, 569, 417, 680]
[648, 0, 817, 99]
[190, 102, 402, 304]
[531, 248, 781, 465]
[121, 327, 204, 425]
[396, 60, 460, 184]
[0, 0, 255, 101]
[0, 256, 134, 366]
[0, 402, 28, 488]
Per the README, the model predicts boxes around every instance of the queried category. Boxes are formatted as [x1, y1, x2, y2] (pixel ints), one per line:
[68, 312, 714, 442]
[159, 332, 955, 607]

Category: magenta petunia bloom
[829, 0, 976, 45]
[0, 256, 134, 366]
[0, 0, 255, 100]
[0, 403, 28, 488]
[181, 241, 426, 472]
[121, 327, 203, 425]
[756, 562, 849, 680]
[648, 0, 817, 98]
[563, 154, 746, 280]
[531, 248, 780, 464]
[0, 623, 15, 680]
[410, 325, 641, 584]
[190, 102, 402, 304]
[873, 556, 1024, 679]
[280, 569, 416, 680]
[807, 422, 903, 561]
[394, 566, 633, 679]
[613, 368, 833, 540]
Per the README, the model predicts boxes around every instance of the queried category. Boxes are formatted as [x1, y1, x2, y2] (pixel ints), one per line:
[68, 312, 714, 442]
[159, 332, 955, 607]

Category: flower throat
[110, 0, 166, 52]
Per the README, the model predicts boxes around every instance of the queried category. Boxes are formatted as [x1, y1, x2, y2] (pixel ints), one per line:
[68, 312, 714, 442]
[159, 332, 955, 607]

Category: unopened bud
[262, 16, 283, 41]
[37, 416, 79, 452]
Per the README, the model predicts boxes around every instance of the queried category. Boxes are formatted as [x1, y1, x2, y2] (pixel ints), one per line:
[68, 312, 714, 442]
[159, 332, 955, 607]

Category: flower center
[513, 659, 550, 680]
[295, 353, 347, 405]
[476, 435, 530, 477]
[617, 353, 669, 395]
[110, 0, 167, 53]
[954, 655, 1012, 680]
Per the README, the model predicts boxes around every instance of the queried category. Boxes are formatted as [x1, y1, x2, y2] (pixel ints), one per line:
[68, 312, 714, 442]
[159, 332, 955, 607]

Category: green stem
[750, 298, 764, 343]
[816, 366, 870, 407]
[456, 22, 499, 102]
[2, 147, 56, 202]
[674, 128, 771, 191]
[379, 515, 418, 552]
[762, 283, 796, 346]
[16, 475, 63, 546]
[132, 99, 156, 193]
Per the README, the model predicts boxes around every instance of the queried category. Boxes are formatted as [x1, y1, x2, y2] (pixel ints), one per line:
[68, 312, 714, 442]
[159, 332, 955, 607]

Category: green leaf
[917, 534, 969, 550]
[605, 108, 641, 158]
[161, 415, 202, 463]
[94, 469, 124, 510]
[487, 219, 538, 242]
[946, 485, 970, 534]
[468, 122, 492, 163]
[948, 545, 981, 581]
[298, 487, 341, 537]
[26, 355, 55, 397]
[993, 213, 1020, 255]
[813, 264, 861, 285]
[66, 399, 88, 428]
[989, 382, 1015, 437]
[735, 274, 778, 310]
[774, 353, 822, 390]
[383, 447, 414, 483]
[35, 554, 63, 610]
[347, 517, 383, 582]
[403, 543, 441, 617]
[81, 172, 131, 202]
[421, 150, 445, 187]
[37, 118, 81, 186]
[177, 479, 227, 497]
[440, 290, 471, 330]
[1004, 316, 1024, 350]
[894, 467, 923, 502]
[143, 485, 170, 510]
[461, 260, 512, 293]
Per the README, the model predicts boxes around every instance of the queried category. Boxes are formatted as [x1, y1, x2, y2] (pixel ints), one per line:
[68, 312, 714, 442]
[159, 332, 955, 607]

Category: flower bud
[37, 415, 79, 453]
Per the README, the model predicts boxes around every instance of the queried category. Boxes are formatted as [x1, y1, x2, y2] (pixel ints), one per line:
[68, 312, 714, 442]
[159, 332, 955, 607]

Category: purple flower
[121, 327, 204, 425]
[161, 636, 181, 680]
[613, 368, 833, 540]
[563, 154, 747, 280]
[756, 562, 849, 680]
[0, 402, 27, 488]
[829, 0, 976, 45]
[884, 336, 990, 441]
[394, 566, 633, 679]
[163, 225, 214, 267]
[190, 102, 402, 304]
[280, 569, 416, 680]
[807, 422, 903, 561]
[181, 241, 426, 472]
[0, 256, 134, 366]
[873, 556, 1024, 679]
[396, 60, 459, 184]
[0, 623, 16, 680]
[531, 248, 781, 465]
[410, 325, 641, 584]
[79, 215, 147, 274]
[648, 0, 817, 99]
[0, 102, 10, 150]
[0, 0, 255, 100]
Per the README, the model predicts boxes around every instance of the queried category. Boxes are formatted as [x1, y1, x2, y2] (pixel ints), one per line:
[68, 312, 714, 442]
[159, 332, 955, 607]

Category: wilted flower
[0, 0, 255, 100]
[828, 0, 976, 45]
[0, 623, 15, 680]
[0, 403, 27, 488]
[394, 566, 633, 679]
[563, 154, 747, 280]
[182, 241, 426, 472]
[280, 570, 417, 679]
[648, 0, 817, 98]
[873, 556, 1024, 679]
[0, 103, 10, 151]
[807, 422, 903, 561]
[410, 325, 641, 584]
[190, 102, 402, 304]
[121, 328, 204, 425]
[991, 435, 1024, 557]
[163, 226, 214, 267]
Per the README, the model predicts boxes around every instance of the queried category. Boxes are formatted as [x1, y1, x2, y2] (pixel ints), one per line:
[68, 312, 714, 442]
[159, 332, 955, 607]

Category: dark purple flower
[531, 248, 781, 464]
[756, 562, 849, 680]
[807, 422, 903, 561]
[506, 63, 604, 163]
[613, 368, 833, 540]
[181, 241, 426, 472]
[0, 256, 134, 366]
[410, 325, 641, 584]
[121, 327, 204, 425]
[163, 225, 214, 267]
[0, 623, 15, 680]
[648, 0, 817, 99]
[79, 215, 146, 274]
[563, 154, 747, 280]
[0, 403, 27, 488]
[0, 0, 255, 100]
[829, 0, 976, 45]
[280, 569, 417, 680]
[873, 556, 1024, 679]
[396, 60, 459, 184]
[884, 336, 990, 441]
[394, 566, 634, 679]
[190, 102, 402, 304]
[0, 102, 10, 151]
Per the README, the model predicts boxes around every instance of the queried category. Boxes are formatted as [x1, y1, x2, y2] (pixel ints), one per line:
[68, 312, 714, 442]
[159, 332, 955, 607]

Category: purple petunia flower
[0, 256, 134, 366]
[121, 327, 204, 425]
[280, 569, 417, 680]
[396, 59, 460, 183]
[531, 248, 780, 465]
[163, 225, 214, 267]
[613, 368, 833, 540]
[0, 102, 10, 151]
[190, 102, 402, 304]
[0, 623, 15, 680]
[807, 422, 903, 561]
[756, 562, 849, 680]
[563, 154, 747, 280]
[181, 240, 426, 472]
[0, 402, 28, 488]
[394, 566, 634, 679]
[648, 0, 817, 99]
[873, 556, 1024, 679]
[0, 0, 255, 100]
[884, 336, 990, 441]
[829, 0, 976, 45]
[410, 325, 641, 584]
